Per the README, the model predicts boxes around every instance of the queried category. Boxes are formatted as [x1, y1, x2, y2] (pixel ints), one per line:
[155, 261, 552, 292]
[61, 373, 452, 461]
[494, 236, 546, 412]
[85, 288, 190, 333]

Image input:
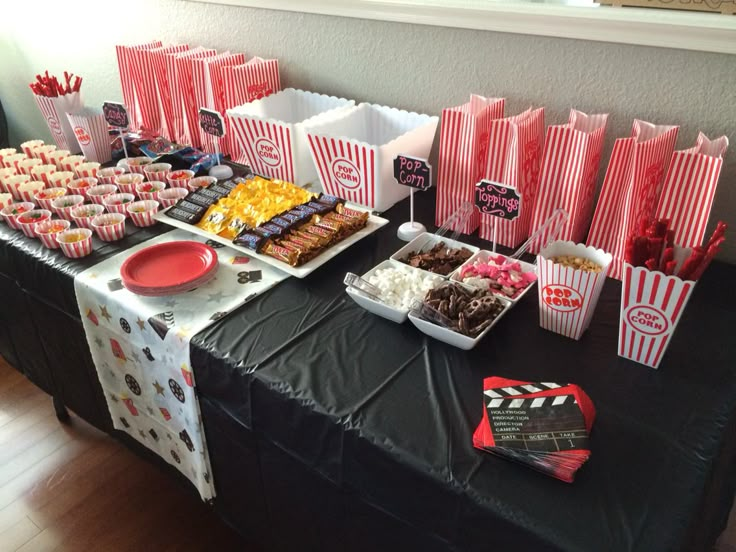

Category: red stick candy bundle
[624, 219, 727, 281]
[29, 70, 82, 97]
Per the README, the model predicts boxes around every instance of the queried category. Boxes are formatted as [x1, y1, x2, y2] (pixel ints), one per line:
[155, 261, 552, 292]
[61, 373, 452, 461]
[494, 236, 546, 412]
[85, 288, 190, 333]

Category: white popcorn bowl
[34, 187, 68, 210]
[451, 250, 538, 304]
[103, 193, 136, 217]
[59, 155, 85, 173]
[71, 203, 105, 229]
[46, 171, 75, 189]
[390, 232, 479, 280]
[5, 174, 32, 200]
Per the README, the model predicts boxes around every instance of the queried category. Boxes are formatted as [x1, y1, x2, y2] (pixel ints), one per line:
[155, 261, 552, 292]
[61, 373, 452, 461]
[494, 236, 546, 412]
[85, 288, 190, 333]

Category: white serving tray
[155, 205, 389, 279]
[451, 250, 537, 304]
[389, 232, 479, 279]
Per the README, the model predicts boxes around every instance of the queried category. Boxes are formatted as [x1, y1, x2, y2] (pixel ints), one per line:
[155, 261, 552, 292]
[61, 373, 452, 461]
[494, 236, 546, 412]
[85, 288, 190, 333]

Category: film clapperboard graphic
[472, 377, 596, 482]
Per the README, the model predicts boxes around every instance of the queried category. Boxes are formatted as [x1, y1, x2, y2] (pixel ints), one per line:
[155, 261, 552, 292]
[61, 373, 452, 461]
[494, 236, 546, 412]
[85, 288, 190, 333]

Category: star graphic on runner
[94, 337, 104, 349]
[165, 298, 178, 308]
[130, 351, 141, 364]
[207, 291, 224, 302]
[147, 407, 154, 416]
[99, 305, 112, 322]
[136, 317, 146, 331]
[153, 381, 165, 396]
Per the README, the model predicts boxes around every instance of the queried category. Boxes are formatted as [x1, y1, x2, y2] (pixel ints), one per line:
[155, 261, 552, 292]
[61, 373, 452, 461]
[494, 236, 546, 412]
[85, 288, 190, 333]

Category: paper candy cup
[35, 219, 70, 249]
[0, 194, 11, 210]
[86, 184, 118, 205]
[1, 202, 35, 229]
[32, 92, 84, 152]
[187, 176, 215, 192]
[97, 167, 126, 185]
[4, 153, 27, 172]
[143, 163, 171, 182]
[16, 209, 51, 238]
[158, 187, 188, 207]
[20, 140, 44, 157]
[618, 262, 696, 369]
[18, 182, 45, 203]
[127, 157, 152, 175]
[135, 181, 165, 201]
[46, 171, 75, 189]
[166, 169, 194, 189]
[103, 193, 135, 216]
[537, 241, 613, 340]
[127, 200, 159, 227]
[35, 145, 57, 162]
[34, 187, 67, 210]
[75, 162, 101, 179]
[30, 164, 57, 187]
[5, 175, 32, 200]
[45, 149, 70, 169]
[68, 177, 98, 199]
[228, 88, 355, 185]
[0, 167, 17, 192]
[52, 195, 85, 221]
[71, 204, 105, 229]
[91, 213, 126, 241]
[0, 148, 17, 166]
[59, 155, 85, 173]
[57, 228, 93, 258]
[307, 103, 439, 211]
[66, 110, 112, 164]
[114, 173, 144, 195]
[18, 157, 42, 176]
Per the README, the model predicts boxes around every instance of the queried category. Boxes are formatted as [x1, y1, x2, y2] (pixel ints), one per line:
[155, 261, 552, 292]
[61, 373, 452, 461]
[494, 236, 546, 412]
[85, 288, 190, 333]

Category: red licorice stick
[645, 258, 658, 271]
[665, 229, 675, 249]
[633, 236, 649, 267]
[707, 222, 727, 249]
[648, 237, 664, 267]
[659, 247, 674, 272]
[653, 219, 669, 238]
[664, 260, 677, 276]
[690, 237, 726, 281]
[678, 247, 705, 280]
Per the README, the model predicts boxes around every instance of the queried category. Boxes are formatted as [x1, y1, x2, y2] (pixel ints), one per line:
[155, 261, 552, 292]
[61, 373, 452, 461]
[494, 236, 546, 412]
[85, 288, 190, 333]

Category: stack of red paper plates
[120, 241, 219, 297]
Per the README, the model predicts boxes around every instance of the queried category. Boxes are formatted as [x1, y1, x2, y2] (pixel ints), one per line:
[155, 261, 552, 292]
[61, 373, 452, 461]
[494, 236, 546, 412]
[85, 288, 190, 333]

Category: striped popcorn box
[143, 163, 171, 182]
[103, 193, 135, 216]
[57, 228, 93, 258]
[306, 103, 438, 211]
[97, 167, 126, 185]
[18, 181, 44, 203]
[20, 140, 44, 157]
[191, 52, 245, 154]
[87, 184, 118, 205]
[32, 92, 84, 152]
[0, 148, 17, 166]
[537, 241, 613, 340]
[18, 157, 42, 176]
[115, 173, 145, 195]
[30, 164, 57, 187]
[148, 44, 190, 139]
[228, 88, 355, 186]
[655, 132, 729, 249]
[478, 107, 546, 248]
[1, 202, 35, 229]
[115, 40, 163, 131]
[67, 110, 113, 164]
[35, 219, 70, 249]
[46, 171, 75, 189]
[59, 155, 85, 173]
[35, 145, 57, 162]
[75, 162, 101, 179]
[586, 120, 679, 280]
[158, 187, 188, 208]
[127, 200, 159, 227]
[528, 110, 608, 254]
[16, 209, 52, 238]
[0, 167, 17, 192]
[5, 175, 32, 200]
[45, 149, 70, 169]
[436, 95, 506, 235]
[51, 195, 85, 221]
[91, 213, 126, 241]
[619, 257, 695, 369]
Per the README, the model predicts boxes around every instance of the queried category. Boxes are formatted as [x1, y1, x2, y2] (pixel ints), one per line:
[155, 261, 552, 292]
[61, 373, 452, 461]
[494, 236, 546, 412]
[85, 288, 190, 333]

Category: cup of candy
[91, 213, 126, 242]
[0, 148, 18, 167]
[56, 228, 93, 258]
[0, 202, 35, 229]
[166, 169, 195, 189]
[30, 164, 58, 187]
[59, 155, 85, 173]
[16, 209, 52, 238]
[143, 163, 171, 182]
[68, 177, 98, 199]
[45, 149, 71, 170]
[75, 162, 101, 179]
[136, 181, 165, 201]
[5, 174, 32, 200]
[97, 166, 126, 185]
[35, 145, 57, 163]
[0, 193, 11, 210]
[127, 200, 159, 227]
[186, 175, 216, 193]
[103, 193, 135, 216]
[20, 140, 44, 157]
[3, 153, 27, 172]
[126, 156, 152, 175]
[452, 251, 537, 303]
[158, 187, 189, 208]
[46, 171, 75, 189]
[35, 219, 71, 249]
[51, 194, 85, 221]
[114, 173, 145, 195]
[18, 157, 43, 176]
[0, 167, 17, 192]
[18, 181, 45, 203]
[71, 203, 105, 229]
[86, 184, 118, 205]
[33, 186, 67, 210]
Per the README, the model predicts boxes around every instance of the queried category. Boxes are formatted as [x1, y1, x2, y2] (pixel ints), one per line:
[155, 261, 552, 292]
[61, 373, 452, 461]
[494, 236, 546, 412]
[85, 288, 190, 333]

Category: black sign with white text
[103, 102, 129, 128]
[199, 108, 225, 138]
[393, 155, 431, 191]
[475, 180, 521, 220]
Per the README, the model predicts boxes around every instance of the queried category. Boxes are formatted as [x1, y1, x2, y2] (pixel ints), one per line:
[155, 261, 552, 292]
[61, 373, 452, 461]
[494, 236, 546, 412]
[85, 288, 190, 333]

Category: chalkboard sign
[199, 108, 225, 138]
[475, 180, 521, 220]
[393, 155, 431, 191]
[103, 102, 129, 128]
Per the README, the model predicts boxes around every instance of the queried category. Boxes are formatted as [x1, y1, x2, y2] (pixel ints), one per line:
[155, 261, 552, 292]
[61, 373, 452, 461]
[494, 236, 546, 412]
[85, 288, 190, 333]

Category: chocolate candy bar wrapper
[176, 200, 208, 216]
[187, 192, 217, 208]
[263, 242, 299, 266]
[166, 206, 205, 224]
[233, 231, 269, 252]
[210, 184, 233, 197]
[317, 194, 345, 208]
[197, 187, 225, 201]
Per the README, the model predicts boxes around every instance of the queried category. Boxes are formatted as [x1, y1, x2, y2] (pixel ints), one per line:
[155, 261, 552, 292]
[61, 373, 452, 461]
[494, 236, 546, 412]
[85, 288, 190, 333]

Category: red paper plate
[121, 241, 218, 292]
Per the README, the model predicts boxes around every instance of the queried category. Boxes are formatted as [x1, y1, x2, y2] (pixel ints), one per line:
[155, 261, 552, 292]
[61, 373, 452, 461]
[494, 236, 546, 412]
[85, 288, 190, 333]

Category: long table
[1, 189, 735, 551]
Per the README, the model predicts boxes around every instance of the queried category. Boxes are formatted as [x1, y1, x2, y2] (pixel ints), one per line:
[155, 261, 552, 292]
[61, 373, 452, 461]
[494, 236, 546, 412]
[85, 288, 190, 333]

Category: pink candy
[460, 254, 536, 298]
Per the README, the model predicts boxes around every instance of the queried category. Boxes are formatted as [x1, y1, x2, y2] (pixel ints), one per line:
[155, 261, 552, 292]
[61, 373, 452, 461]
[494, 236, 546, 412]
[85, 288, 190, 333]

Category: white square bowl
[451, 250, 537, 304]
[390, 232, 479, 279]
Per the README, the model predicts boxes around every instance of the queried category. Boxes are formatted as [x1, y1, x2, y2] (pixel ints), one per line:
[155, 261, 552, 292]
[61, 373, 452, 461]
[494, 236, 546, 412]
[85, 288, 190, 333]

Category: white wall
[1, 0, 734, 261]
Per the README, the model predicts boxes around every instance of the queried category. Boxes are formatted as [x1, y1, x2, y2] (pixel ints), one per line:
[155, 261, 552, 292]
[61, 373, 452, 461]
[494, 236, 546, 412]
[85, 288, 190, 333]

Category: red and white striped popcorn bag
[116, 41, 163, 131]
[66, 110, 112, 163]
[655, 132, 729, 249]
[128, 200, 159, 227]
[586, 120, 679, 280]
[92, 214, 126, 242]
[192, 52, 245, 154]
[435, 95, 505, 234]
[164, 47, 216, 143]
[479, 107, 545, 248]
[172, 48, 219, 146]
[536, 241, 613, 340]
[528, 110, 608, 254]
[33, 92, 84, 152]
[619, 252, 695, 369]
[145, 44, 190, 138]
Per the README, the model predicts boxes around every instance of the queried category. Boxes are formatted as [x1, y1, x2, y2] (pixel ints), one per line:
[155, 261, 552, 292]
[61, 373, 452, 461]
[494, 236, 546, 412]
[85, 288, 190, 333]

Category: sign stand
[103, 101, 130, 169]
[474, 179, 522, 252]
[394, 155, 432, 242]
[199, 107, 233, 180]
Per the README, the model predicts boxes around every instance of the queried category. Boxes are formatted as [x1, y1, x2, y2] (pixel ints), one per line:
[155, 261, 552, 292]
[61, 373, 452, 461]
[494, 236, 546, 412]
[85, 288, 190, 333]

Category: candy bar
[197, 187, 225, 201]
[263, 242, 299, 266]
[233, 231, 268, 252]
[166, 207, 203, 224]
[259, 223, 286, 238]
[399, 242, 473, 276]
[187, 192, 217, 208]
[316, 194, 344, 207]
[210, 184, 233, 196]
[176, 200, 208, 216]
[305, 201, 333, 215]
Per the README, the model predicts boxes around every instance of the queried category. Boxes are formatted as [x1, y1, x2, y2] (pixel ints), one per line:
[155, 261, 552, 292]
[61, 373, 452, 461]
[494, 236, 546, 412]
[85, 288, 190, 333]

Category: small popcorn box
[172, 48, 218, 145]
[59, 155, 85, 173]
[158, 187, 188, 208]
[30, 164, 57, 187]
[143, 162, 171, 182]
[0, 193, 11, 210]
[127, 200, 159, 227]
[0, 148, 18, 166]
[75, 162, 101, 179]
[18, 157, 42, 176]
[4, 153, 27, 172]
[34, 145, 57, 162]
[51, 194, 85, 221]
[32, 92, 84, 152]
[586, 120, 679, 280]
[655, 132, 729, 249]
[619, 257, 695, 369]
[115, 40, 163, 131]
[16, 209, 52, 238]
[148, 44, 191, 139]
[0, 167, 18, 192]
[228, 88, 355, 185]
[18, 181, 45, 203]
[57, 228, 93, 258]
[537, 241, 613, 340]
[306, 102, 439, 210]
[45, 149, 70, 169]
[20, 140, 44, 157]
[91, 213, 126, 242]
[5, 175, 32, 201]
[46, 171, 75, 189]
[86, 184, 118, 205]
[35, 219, 70, 249]
[67, 109, 113, 164]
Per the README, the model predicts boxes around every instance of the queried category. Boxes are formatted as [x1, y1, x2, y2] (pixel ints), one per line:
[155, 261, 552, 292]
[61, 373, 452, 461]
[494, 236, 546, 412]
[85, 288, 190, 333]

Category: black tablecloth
[2, 189, 735, 552]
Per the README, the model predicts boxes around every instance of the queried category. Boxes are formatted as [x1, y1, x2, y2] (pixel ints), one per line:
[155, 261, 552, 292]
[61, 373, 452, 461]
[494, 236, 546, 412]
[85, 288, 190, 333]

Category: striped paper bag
[435, 95, 505, 234]
[173, 48, 219, 147]
[586, 120, 679, 280]
[655, 132, 729, 249]
[33, 92, 84, 152]
[528, 110, 608, 254]
[115, 41, 163, 131]
[147, 44, 190, 138]
[191, 52, 246, 154]
[479, 107, 545, 248]
[66, 109, 112, 163]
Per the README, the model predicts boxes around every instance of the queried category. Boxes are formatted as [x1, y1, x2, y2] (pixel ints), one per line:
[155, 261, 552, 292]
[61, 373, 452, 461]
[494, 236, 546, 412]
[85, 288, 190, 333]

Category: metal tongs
[415, 201, 476, 254]
[344, 273, 384, 303]
[509, 208, 569, 262]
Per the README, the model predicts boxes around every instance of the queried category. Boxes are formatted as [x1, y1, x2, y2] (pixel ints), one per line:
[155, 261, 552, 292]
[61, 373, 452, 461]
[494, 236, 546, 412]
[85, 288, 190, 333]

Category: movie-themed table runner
[74, 229, 288, 500]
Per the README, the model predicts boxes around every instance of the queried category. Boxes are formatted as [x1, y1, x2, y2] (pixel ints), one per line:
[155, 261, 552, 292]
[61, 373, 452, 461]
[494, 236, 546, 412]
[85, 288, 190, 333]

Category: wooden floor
[0, 357, 250, 552]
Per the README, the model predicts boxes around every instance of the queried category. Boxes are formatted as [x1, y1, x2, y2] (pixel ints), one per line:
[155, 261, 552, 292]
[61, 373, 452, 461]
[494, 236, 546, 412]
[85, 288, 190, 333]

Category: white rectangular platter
[155, 205, 389, 279]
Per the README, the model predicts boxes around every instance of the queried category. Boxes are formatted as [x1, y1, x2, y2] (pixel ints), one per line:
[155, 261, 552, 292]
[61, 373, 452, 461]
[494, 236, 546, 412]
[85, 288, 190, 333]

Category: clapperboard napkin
[472, 377, 596, 483]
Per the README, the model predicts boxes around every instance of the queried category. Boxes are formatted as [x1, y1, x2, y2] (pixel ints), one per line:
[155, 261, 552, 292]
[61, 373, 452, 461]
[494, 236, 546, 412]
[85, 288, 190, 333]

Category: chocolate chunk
[399, 242, 473, 276]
